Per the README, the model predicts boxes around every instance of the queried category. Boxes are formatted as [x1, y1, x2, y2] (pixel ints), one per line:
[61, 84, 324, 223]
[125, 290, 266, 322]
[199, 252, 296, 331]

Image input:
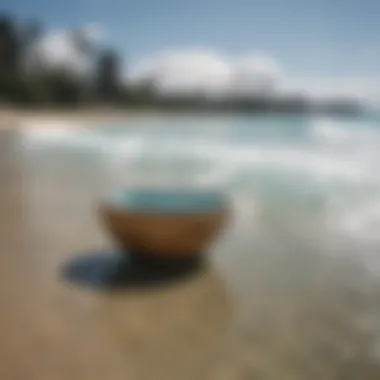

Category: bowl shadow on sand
[59, 250, 207, 292]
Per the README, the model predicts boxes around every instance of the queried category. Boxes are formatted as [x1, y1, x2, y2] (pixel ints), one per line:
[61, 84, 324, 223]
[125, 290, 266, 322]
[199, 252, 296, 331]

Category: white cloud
[29, 23, 104, 76]
[230, 55, 281, 95]
[129, 49, 232, 94]
[80, 23, 104, 43]
[36, 31, 85, 73]
[128, 49, 380, 103]
[279, 76, 380, 103]
[128, 49, 281, 96]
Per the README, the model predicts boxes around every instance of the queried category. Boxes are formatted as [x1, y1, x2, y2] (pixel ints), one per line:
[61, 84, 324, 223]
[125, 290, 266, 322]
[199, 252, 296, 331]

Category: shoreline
[0, 108, 246, 130]
[0, 106, 363, 130]
[0, 107, 167, 129]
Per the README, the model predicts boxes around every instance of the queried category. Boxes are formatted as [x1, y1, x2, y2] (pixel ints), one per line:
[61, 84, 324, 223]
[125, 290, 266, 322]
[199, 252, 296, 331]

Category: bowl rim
[101, 187, 229, 215]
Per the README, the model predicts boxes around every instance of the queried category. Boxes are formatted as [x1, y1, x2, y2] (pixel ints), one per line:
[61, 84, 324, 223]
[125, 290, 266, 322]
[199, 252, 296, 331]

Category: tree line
[0, 13, 135, 107]
[0, 13, 362, 115]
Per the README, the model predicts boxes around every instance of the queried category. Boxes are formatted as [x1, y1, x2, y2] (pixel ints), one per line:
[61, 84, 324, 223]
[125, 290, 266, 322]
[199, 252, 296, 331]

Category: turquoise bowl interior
[107, 188, 227, 214]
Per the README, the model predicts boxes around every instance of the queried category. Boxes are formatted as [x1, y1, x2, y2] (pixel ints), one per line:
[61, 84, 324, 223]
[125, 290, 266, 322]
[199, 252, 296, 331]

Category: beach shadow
[59, 250, 205, 291]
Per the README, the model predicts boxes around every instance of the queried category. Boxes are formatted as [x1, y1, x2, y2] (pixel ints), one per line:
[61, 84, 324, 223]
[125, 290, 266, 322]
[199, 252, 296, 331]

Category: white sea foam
[20, 122, 76, 143]
[20, 116, 380, 245]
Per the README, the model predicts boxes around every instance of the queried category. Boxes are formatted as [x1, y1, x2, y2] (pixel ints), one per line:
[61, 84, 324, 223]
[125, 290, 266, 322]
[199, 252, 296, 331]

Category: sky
[2, 0, 380, 100]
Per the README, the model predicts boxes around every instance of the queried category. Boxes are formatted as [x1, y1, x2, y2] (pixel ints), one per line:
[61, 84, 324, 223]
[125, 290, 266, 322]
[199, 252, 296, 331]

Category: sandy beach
[1, 119, 380, 379]
[0, 107, 264, 131]
[0, 107, 158, 129]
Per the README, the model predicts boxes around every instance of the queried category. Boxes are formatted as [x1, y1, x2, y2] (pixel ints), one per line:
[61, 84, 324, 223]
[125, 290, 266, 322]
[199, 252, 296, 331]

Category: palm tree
[0, 13, 21, 74]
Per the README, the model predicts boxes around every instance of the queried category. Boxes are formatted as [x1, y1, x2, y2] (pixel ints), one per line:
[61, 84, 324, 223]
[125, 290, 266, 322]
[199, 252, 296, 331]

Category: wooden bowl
[99, 188, 230, 260]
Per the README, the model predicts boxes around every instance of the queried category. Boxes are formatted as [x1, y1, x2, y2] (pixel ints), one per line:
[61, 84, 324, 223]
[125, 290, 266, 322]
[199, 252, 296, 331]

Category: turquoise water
[21, 114, 380, 246]
[109, 188, 226, 213]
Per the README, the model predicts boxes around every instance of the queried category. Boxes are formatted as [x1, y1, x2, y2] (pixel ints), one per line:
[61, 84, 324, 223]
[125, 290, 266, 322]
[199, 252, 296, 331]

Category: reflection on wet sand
[2, 129, 380, 379]
[3, 269, 232, 380]
[91, 271, 232, 379]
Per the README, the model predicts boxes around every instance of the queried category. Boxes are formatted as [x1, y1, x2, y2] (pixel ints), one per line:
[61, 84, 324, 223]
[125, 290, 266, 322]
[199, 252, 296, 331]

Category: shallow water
[2, 115, 380, 379]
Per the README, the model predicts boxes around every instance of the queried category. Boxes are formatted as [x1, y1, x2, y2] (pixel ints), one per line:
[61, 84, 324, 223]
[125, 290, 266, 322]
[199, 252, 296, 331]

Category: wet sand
[1, 128, 380, 379]
[0, 108, 159, 130]
[0, 108, 241, 131]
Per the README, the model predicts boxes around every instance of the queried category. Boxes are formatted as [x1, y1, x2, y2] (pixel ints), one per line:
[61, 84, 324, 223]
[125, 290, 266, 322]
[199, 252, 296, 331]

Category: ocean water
[21, 114, 380, 253]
